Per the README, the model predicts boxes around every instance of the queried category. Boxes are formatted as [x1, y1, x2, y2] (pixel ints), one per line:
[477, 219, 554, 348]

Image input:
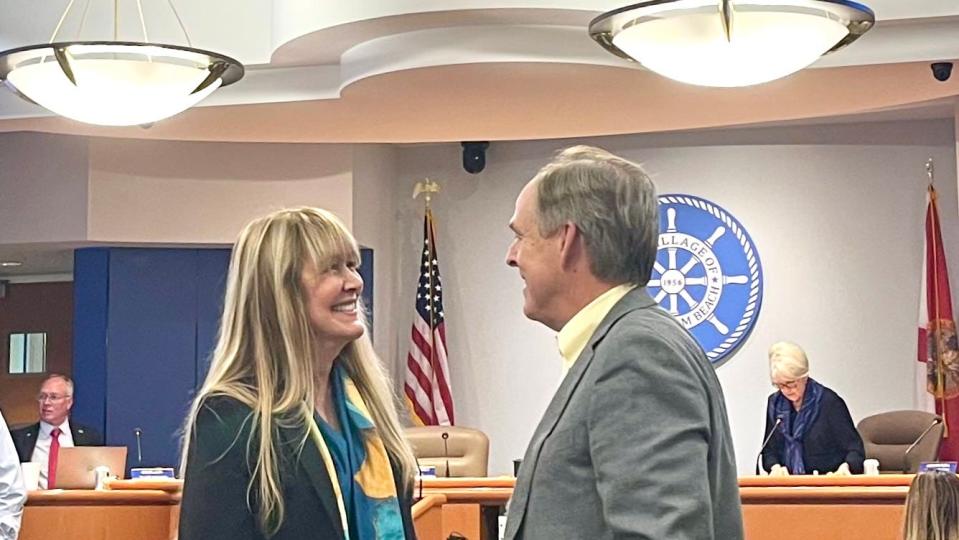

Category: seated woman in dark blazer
[178, 207, 418, 540]
[760, 341, 865, 476]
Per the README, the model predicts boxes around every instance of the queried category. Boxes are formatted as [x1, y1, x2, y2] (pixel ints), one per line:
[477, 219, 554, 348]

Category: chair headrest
[857, 410, 942, 445]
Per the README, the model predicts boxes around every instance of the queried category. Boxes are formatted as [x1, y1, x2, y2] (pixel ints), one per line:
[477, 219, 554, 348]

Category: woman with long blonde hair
[178, 207, 417, 540]
[903, 471, 959, 540]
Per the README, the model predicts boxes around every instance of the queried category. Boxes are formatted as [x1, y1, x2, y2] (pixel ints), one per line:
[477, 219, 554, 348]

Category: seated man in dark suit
[10, 374, 102, 489]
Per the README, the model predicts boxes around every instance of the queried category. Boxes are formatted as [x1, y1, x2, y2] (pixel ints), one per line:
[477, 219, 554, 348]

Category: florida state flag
[918, 184, 959, 460]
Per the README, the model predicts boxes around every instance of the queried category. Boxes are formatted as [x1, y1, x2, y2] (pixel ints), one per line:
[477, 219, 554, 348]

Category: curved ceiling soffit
[1, 60, 956, 144]
[268, 2, 607, 60]
[335, 24, 624, 94]
[319, 60, 959, 142]
[267, 0, 959, 53]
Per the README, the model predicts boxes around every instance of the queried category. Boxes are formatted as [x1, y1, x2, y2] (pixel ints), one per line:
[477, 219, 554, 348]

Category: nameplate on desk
[918, 461, 958, 473]
[131, 467, 176, 479]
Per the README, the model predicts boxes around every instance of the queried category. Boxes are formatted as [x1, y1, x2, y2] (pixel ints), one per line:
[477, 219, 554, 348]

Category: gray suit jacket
[504, 288, 743, 540]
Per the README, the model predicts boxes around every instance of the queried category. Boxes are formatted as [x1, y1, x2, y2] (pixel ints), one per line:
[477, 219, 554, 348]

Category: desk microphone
[904, 417, 943, 471]
[413, 456, 424, 501]
[133, 427, 143, 466]
[442, 431, 451, 478]
[756, 418, 782, 475]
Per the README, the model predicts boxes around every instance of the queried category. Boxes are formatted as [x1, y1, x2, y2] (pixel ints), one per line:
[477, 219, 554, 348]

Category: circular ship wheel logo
[648, 195, 764, 365]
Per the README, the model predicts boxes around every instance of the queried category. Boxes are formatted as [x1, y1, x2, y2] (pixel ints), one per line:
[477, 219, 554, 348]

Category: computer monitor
[54, 446, 127, 489]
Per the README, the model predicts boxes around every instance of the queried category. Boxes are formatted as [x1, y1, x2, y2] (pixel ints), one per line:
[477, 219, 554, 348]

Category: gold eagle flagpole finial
[413, 178, 441, 208]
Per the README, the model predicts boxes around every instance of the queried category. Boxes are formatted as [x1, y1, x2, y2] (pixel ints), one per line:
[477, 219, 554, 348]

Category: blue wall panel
[73, 248, 230, 471]
[106, 249, 199, 469]
[195, 250, 231, 383]
[72, 248, 110, 434]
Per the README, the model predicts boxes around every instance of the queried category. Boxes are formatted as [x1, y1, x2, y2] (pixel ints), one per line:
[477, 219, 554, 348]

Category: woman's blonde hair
[180, 207, 416, 535]
[768, 341, 809, 382]
[903, 471, 959, 540]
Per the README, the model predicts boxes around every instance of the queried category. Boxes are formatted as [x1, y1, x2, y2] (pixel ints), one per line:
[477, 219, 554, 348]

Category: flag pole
[413, 178, 441, 422]
[413, 179, 441, 337]
[927, 158, 950, 437]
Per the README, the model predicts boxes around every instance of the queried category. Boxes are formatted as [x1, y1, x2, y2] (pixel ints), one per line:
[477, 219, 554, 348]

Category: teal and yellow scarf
[309, 364, 405, 540]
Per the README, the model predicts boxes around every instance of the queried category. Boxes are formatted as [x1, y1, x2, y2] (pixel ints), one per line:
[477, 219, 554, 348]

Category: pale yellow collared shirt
[557, 284, 636, 374]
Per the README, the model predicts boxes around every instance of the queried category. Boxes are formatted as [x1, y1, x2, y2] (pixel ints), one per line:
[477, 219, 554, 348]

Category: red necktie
[48, 428, 61, 489]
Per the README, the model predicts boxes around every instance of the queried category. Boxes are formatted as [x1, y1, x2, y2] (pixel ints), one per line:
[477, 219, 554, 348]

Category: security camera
[461, 141, 490, 174]
[931, 62, 953, 82]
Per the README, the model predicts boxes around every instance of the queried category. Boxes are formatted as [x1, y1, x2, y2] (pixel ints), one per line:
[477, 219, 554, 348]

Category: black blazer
[760, 386, 865, 474]
[10, 421, 103, 463]
[179, 396, 417, 540]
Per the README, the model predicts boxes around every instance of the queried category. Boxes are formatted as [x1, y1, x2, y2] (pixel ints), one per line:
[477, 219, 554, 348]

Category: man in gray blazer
[503, 146, 743, 540]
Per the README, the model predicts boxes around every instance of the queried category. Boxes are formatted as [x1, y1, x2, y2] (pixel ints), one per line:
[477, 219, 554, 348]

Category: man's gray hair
[533, 145, 658, 285]
[43, 373, 74, 397]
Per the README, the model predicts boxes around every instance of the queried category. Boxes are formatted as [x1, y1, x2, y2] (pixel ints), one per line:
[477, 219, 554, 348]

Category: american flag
[405, 209, 455, 426]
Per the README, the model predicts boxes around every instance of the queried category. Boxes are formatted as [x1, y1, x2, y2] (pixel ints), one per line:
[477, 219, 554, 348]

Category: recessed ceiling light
[0, 261, 23, 267]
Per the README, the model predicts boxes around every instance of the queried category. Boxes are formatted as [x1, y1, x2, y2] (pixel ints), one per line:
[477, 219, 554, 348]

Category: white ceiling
[0, 1, 954, 142]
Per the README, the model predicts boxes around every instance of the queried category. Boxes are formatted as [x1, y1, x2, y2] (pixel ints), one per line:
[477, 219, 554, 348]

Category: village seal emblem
[648, 194, 763, 365]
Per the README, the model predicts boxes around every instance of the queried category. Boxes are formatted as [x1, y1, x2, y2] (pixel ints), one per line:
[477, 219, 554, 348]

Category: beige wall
[0, 133, 89, 245]
[351, 144, 401, 370]
[87, 138, 355, 244]
[0, 133, 359, 247]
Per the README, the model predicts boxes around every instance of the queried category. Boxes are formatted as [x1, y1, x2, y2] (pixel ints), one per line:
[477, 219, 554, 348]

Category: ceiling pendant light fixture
[0, 0, 243, 126]
[589, 0, 875, 87]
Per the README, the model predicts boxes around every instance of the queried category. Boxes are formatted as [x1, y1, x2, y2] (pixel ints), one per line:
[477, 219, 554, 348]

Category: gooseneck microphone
[413, 456, 424, 501]
[904, 417, 944, 471]
[441, 431, 451, 478]
[133, 427, 143, 466]
[756, 418, 782, 475]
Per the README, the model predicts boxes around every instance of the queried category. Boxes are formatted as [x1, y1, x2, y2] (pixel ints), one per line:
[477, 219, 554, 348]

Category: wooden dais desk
[20, 479, 182, 540]
[741, 475, 910, 540]
[414, 476, 914, 540]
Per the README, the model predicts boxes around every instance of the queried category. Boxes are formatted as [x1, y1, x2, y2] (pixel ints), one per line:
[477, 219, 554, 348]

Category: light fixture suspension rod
[135, 0, 149, 42]
[75, 0, 94, 40]
[48, 0, 78, 43]
[166, 0, 193, 47]
[46, 0, 194, 48]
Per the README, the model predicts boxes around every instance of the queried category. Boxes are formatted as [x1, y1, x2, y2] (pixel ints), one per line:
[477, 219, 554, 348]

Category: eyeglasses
[36, 393, 70, 403]
[772, 379, 803, 391]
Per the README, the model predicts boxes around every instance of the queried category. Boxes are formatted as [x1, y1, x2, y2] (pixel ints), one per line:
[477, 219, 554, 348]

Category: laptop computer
[54, 446, 128, 489]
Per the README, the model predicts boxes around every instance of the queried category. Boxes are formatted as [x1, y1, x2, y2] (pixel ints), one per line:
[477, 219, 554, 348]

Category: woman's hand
[826, 462, 852, 476]
[769, 464, 790, 477]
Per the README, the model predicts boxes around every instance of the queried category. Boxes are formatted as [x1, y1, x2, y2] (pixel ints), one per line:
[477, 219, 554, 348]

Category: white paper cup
[20, 462, 40, 491]
[863, 458, 880, 475]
